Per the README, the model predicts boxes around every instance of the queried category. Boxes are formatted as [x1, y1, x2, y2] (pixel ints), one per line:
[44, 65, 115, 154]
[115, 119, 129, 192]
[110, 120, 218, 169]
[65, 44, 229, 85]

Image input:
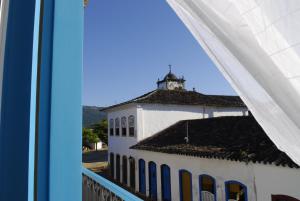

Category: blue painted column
[48, 0, 83, 200]
[0, 0, 83, 200]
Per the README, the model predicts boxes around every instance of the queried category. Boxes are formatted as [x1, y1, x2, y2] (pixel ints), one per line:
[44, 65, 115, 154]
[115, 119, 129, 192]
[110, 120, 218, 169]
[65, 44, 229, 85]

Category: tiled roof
[102, 90, 246, 111]
[131, 116, 298, 168]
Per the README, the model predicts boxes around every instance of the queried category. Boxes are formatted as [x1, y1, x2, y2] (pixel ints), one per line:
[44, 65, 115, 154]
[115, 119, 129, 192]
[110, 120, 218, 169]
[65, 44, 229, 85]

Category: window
[129, 157, 136, 189]
[116, 154, 121, 181]
[109, 153, 114, 178]
[225, 181, 247, 201]
[139, 159, 146, 194]
[109, 119, 114, 136]
[199, 175, 216, 201]
[149, 161, 157, 200]
[115, 118, 120, 136]
[128, 115, 135, 137]
[122, 155, 128, 185]
[121, 116, 127, 136]
[179, 170, 192, 201]
[161, 164, 171, 201]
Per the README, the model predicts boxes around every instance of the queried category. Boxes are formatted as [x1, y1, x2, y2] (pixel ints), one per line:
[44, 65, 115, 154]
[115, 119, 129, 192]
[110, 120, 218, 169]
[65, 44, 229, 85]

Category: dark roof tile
[102, 90, 246, 111]
[131, 116, 298, 168]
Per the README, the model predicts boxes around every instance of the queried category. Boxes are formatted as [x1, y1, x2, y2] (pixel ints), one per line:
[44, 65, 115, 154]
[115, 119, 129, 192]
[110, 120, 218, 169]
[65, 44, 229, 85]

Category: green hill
[83, 106, 106, 128]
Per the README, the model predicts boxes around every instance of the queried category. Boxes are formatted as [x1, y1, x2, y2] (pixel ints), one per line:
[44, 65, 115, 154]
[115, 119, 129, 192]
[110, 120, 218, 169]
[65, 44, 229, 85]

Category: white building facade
[128, 151, 300, 201]
[103, 71, 299, 201]
[107, 115, 300, 201]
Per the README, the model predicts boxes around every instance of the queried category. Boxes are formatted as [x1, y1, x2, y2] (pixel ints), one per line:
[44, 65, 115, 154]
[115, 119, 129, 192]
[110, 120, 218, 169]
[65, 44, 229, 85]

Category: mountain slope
[83, 106, 106, 128]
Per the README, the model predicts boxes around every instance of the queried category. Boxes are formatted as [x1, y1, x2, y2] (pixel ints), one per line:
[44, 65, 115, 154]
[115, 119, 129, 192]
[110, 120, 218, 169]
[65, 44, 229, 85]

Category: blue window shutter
[0, 0, 83, 201]
[0, 0, 40, 200]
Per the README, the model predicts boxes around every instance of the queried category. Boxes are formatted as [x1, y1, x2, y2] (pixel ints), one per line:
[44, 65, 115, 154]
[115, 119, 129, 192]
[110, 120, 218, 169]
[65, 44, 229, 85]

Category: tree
[91, 119, 108, 145]
[82, 128, 99, 149]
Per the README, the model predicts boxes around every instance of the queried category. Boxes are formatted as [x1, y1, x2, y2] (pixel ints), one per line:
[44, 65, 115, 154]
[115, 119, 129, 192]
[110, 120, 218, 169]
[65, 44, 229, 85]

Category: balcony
[82, 167, 143, 201]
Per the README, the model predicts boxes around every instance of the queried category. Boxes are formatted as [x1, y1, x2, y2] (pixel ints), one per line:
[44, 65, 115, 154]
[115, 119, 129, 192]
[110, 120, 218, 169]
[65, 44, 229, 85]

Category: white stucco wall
[140, 104, 248, 140]
[253, 165, 300, 201]
[127, 150, 300, 201]
[107, 103, 247, 145]
[107, 104, 139, 157]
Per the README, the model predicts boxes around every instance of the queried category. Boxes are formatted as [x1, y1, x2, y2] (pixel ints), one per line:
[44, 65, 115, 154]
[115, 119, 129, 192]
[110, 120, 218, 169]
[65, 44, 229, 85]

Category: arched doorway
[149, 161, 157, 200]
[179, 170, 192, 201]
[116, 154, 120, 182]
[122, 156, 128, 185]
[129, 157, 136, 189]
[272, 195, 300, 201]
[109, 153, 114, 178]
[199, 174, 216, 201]
[161, 164, 171, 201]
[225, 181, 247, 201]
[139, 159, 146, 194]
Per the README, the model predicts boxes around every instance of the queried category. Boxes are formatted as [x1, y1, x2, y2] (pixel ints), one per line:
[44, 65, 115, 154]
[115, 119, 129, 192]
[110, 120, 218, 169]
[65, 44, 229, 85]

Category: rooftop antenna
[184, 121, 189, 143]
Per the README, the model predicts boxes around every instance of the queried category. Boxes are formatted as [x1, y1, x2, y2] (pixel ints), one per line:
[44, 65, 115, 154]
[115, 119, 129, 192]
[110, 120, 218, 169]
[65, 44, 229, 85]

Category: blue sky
[83, 0, 236, 107]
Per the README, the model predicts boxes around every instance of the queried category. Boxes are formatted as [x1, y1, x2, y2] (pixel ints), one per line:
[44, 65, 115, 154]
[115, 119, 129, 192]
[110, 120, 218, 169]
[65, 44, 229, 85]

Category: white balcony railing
[82, 167, 143, 201]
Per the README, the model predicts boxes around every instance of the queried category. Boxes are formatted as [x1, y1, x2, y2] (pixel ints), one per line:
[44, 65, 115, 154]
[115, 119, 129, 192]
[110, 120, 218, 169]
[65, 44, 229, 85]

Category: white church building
[103, 70, 300, 201]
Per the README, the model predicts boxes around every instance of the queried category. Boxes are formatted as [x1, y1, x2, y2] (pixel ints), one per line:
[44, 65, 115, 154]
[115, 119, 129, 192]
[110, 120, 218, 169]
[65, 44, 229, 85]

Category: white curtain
[166, 0, 300, 165]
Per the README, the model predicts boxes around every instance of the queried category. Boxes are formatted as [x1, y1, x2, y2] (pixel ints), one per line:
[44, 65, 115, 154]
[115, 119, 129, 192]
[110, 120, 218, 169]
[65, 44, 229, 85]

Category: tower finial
[168, 64, 172, 73]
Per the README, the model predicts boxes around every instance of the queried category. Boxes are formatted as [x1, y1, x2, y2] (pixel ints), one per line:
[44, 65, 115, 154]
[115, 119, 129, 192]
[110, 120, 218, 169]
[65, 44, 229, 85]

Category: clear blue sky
[83, 0, 236, 107]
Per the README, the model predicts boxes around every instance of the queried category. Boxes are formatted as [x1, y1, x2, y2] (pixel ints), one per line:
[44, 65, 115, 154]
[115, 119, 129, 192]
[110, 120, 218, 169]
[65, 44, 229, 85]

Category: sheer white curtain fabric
[166, 0, 300, 165]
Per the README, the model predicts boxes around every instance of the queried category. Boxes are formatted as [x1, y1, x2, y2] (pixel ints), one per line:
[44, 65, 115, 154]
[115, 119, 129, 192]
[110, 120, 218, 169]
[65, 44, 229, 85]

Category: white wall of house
[253, 164, 300, 201]
[127, 150, 300, 201]
[107, 104, 139, 157]
[89, 141, 103, 150]
[107, 103, 248, 151]
[140, 104, 248, 140]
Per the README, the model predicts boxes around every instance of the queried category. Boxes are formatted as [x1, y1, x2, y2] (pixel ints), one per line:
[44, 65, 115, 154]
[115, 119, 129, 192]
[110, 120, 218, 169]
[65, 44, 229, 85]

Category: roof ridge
[133, 90, 158, 102]
[102, 89, 246, 111]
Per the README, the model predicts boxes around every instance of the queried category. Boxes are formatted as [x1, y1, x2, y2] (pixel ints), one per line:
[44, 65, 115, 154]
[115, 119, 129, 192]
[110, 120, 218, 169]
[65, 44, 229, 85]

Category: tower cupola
[157, 65, 186, 90]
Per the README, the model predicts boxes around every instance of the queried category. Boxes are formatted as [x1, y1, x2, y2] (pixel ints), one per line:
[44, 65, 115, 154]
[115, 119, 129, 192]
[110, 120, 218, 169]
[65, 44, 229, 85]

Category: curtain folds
[166, 0, 300, 165]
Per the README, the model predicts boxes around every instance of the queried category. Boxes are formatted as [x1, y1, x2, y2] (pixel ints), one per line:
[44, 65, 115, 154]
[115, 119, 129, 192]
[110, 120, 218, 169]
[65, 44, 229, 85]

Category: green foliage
[83, 106, 106, 128]
[91, 119, 108, 145]
[82, 128, 99, 146]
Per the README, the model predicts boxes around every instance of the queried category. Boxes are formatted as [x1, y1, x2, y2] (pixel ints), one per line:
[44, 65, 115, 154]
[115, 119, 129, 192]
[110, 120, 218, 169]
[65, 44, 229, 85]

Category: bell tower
[157, 65, 185, 90]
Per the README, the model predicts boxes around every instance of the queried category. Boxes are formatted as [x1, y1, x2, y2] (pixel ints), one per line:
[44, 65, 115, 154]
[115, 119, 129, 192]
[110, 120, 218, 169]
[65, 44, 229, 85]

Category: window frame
[116, 154, 121, 181]
[0, 0, 83, 199]
[225, 180, 248, 201]
[199, 174, 216, 201]
[121, 116, 127, 136]
[109, 152, 114, 178]
[129, 156, 136, 189]
[122, 155, 128, 185]
[179, 169, 193, 201]
[138, 159, 146, 194]
[161, 164, 172, 201]
[148, 161, 158, 200]
[128, 115, 135, 137]
[115, 117, 120, 136]
[109, 118, 114, 136]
